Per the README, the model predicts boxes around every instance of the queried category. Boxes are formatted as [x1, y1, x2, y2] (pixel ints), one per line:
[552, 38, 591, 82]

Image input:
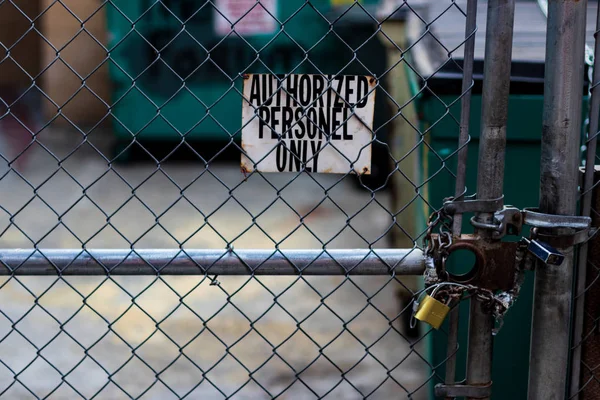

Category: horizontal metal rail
[0, 249, 426, 276]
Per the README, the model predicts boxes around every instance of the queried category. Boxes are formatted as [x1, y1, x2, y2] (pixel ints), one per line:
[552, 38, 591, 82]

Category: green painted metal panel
[106, 0, 382, 143]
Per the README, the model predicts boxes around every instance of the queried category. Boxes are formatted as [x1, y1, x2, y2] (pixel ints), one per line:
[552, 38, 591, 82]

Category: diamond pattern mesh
[0, 0, 476, 398]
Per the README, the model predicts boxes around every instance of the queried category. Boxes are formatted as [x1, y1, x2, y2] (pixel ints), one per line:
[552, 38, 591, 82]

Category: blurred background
[0, 0, 431, 398]
[0, 0, 596, 398]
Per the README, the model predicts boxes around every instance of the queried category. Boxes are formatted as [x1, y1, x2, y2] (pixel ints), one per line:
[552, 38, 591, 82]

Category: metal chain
[423, 198, 456, 281]
[428, 282, 515, 335]
[421, 196, 529, 334]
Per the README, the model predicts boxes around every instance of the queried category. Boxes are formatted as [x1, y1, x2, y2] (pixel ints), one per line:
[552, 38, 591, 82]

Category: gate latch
[443, 198, 594, 244]
[442, 194, 504, 215]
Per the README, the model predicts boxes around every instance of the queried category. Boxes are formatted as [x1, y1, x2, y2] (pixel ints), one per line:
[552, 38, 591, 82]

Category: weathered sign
[241, 74, 376, 174]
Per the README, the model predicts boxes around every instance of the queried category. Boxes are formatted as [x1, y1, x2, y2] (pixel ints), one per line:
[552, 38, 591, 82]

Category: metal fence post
[468, 0, 515, 398]
[446, 0, 478, 391]
[528, 0, 589, 398]
[570, 3, 600, 397]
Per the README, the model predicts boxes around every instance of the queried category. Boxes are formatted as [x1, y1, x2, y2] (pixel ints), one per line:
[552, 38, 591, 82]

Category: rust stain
[362, 166, 370, 175]
[240, 164, 251, 174]
[323, 168, 333, 173]
[243, 74, 250, 80]
[297, 204, 331, 222]
[368, 76, 376, 86]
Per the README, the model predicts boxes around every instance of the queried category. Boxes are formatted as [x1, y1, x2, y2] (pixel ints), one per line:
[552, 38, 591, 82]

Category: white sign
[241, 74, 376, 174]
[214, 0, 277, 36]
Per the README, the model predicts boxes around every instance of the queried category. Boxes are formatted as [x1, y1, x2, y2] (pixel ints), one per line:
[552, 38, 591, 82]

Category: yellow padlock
[414, 294, 451, 329]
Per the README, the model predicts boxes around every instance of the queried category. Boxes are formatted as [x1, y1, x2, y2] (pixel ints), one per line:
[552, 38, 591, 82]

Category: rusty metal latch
[466, 205, 593, 242]
[422, 200, 597, 337]
[469, 206, 523, 239]
[442, 195, 504, 215]
[426, 201, 596, 281]
[443, 194, 592, 239]
[522, 208, 594, 253]
[428, 233, 519, 291]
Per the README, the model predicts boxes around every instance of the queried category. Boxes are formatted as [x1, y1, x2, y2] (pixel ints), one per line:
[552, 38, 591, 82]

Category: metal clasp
[443, 194, 504, 215]
[469, 206, 593, 241]
[470, 206, 523, 239]
[522, 208, 591, 230]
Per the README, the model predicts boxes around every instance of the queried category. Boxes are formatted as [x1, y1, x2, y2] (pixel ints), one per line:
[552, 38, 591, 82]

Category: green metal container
[105, 0, 383, 146]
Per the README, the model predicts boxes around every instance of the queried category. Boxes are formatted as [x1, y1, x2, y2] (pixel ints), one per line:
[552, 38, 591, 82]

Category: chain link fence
[570, 2, 600, 398]
[0, 0, 477, 398]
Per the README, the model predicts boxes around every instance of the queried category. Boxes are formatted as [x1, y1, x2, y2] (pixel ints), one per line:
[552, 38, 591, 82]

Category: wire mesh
[571, 2, 600, 398]
[0, 0, 476, 398]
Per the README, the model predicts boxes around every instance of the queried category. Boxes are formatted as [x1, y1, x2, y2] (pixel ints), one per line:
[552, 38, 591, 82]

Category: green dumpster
[105, 0, 384, 145]
[415, 59, 588, 399]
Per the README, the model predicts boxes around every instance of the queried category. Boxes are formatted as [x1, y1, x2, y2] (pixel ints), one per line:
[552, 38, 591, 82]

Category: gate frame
[528, 0, 589, 398]
[570, 2, 600, 398]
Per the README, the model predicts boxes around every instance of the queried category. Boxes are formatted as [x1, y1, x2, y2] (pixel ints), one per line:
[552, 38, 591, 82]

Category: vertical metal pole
[466, 299, 494, 396]
[569, 7, 600, 398]
[444, 307, 461, 394]
[468, 0, 515, 399]
[446, 0, 478, 392]
[528, 0, 588, 399]
[452, 0, 478, 233]
[570, 5, 600, 397]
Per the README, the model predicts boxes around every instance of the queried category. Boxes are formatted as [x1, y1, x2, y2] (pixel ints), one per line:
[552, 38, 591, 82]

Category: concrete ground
[0, 130, 430, 399]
